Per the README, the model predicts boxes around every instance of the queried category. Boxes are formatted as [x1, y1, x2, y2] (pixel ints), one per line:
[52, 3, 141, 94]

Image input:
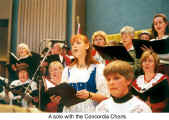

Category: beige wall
[0, 0, 11, 19]
[0, 0, 13, 62]
[17, 0, 67, 53]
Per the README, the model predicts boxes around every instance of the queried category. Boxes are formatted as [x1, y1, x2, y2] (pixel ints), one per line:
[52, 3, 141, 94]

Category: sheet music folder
[47, 83, 86, 107]
[10, 83, 29, 96]
[94, 45, 134, 62]
[133, 38, 169, 58]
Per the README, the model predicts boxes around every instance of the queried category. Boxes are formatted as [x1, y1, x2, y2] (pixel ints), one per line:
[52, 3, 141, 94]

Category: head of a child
[104, 60, 134, 98]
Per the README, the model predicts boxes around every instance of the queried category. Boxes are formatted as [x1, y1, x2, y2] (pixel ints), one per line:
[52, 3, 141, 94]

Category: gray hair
[120, 26, 135, 37]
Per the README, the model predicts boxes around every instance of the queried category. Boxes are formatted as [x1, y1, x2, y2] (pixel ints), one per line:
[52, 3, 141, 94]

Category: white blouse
[10, 79, 37, 91]
[61, 64, 109, 112]
[94, 51, 105, 64]
[45, 79, 55, 89]
[96, 96, 152, 113]
[134, 73, 165, 93]
[9, 79, 37, 107]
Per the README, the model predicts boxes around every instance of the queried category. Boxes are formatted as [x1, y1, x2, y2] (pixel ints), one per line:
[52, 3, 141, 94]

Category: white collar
[156, 35, 169, 40]
[136, 73, 164, 93]
[127, 46, 134, 51]
[59, 55, 63, 62]
[150, 35, 169, 41]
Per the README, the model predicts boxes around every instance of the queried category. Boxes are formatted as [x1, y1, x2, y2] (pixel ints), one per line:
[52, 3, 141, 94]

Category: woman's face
[18, 70, 29, 82]
[71, 39, 89, 58]
[121, 33, 133, 47]
[106, 73, 130, 98]
[153, 16, 168, 34]
[140, 34, 150, 41]
[51, 43, 62, 55]
[49, 65, 62, 83]
[18, 47, 28, 57]
[142, 55, 155, 73]
[49, 65, 62, 78]
[93, 35, 106, 46]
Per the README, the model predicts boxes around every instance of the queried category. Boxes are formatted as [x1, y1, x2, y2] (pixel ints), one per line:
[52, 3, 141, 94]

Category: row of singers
[0, 13, 168, 113]
[1, 35, 169, 112]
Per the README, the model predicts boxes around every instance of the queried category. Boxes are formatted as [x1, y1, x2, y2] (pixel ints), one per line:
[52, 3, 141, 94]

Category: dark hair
[152, 13, 169, 38]
[16, 63, 30, 76]
[41, 47, 49, 55]
[138, 32, 151, 40]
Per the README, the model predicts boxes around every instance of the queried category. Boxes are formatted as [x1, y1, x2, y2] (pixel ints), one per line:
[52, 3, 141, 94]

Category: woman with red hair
[61, 34, 109, 112]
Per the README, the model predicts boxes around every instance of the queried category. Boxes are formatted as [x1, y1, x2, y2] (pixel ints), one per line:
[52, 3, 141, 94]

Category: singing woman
[9, 43, 40, 81]
[9, 63, 38, 108]
[43, 61, 64, 112]
[61, 34, 109, 112]
[91, 31, 107, 64]
[151, 13, 169, 76]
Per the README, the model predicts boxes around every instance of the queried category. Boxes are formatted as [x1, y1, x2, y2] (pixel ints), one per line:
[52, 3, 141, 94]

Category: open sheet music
[47, 83, 86, 107]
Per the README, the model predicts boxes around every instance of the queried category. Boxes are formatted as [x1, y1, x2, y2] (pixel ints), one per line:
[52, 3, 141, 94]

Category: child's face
[106, 73, 130, 98]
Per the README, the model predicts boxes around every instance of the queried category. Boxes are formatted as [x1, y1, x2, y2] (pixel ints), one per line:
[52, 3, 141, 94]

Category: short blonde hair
[17, 43, 32, 57]
[140, 50, 159, 73]
[49, 61, 64, 71]
[120, 26, 135, 37]
[104, 60, 134, 81]
[91, 31, 107, 44]
[52, 42, 64, 48]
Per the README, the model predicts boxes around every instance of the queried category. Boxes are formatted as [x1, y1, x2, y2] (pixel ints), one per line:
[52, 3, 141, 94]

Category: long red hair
[70, 34, 98, 67]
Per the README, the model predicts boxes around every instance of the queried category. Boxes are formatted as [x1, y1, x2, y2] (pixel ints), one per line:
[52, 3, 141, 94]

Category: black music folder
[10, 52, 40, 64]
[94, 45, 134, 62]
[133, 38, 169, 58]
[9, 52, 19, 64]
[46, 55, 60, 64]
[10, 83, 29, 96]
[47, 83, 86, 107]
[30, 89, 39, 97]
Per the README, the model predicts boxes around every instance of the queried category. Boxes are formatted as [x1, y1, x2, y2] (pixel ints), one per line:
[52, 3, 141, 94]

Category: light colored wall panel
[17, 0, 67, 53]
[0, 0, 11, 19]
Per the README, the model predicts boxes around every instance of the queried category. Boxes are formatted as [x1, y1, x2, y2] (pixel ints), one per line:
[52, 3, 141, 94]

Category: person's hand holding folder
[76, 89, 90, 99]
[46, 83, 86, 107]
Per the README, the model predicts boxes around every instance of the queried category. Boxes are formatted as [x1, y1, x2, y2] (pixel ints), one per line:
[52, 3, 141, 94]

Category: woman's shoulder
[150, 35, 169, 41]
[10, 80, 26, 88]
[89, 64, 105, 72]
[132, 74, 144, 85]
[91, 49, 97, 56]
[153, 73, 168, 84]
[92, 63, 105, 68]
[97, 97, 113, 107]
[10, 80, 20, 86]
[129, 96, 152, 112]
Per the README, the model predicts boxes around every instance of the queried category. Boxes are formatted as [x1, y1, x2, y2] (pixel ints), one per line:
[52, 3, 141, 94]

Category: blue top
[68, 67, 97, 93]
